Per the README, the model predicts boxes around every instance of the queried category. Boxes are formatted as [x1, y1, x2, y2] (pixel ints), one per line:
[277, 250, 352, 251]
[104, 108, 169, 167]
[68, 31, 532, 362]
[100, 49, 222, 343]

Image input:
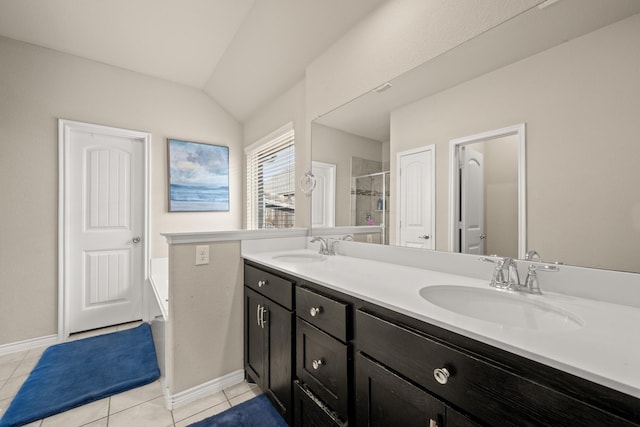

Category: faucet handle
[480, 257, 508, 288]
[525, 263, 559, 294]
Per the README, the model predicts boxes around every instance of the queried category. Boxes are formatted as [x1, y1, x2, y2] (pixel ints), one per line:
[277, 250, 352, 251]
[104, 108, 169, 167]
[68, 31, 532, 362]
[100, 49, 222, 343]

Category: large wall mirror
[311, 0, 640, 273]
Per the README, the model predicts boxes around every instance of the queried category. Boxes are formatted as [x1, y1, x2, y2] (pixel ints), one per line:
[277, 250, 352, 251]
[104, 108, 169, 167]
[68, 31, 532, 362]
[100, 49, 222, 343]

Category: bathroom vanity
[242, 246, 640, 427]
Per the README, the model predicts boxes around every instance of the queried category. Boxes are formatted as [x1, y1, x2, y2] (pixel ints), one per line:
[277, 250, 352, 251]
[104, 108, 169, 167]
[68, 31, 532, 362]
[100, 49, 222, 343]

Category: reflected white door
[311, 161, 336, 228]
[398, 147, 434, 249]
[461, 147, 485, 254]
[65, 122, 146, 333]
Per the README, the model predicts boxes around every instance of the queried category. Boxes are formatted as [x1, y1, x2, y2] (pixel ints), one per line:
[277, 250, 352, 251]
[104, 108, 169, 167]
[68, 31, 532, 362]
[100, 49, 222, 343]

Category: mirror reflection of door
[311, 161, 336, 228]
[397, 146, 435, 249]
[460, 146, 485, 254]
[456, 136, 519, 257]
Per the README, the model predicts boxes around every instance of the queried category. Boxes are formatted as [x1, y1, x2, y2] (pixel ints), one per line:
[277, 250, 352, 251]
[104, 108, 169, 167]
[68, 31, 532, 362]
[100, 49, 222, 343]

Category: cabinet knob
[309, 306, 323, 317]
[312, 359, 324, 370]
[257, 280, 268, 288]
[433, 367, 450, 385]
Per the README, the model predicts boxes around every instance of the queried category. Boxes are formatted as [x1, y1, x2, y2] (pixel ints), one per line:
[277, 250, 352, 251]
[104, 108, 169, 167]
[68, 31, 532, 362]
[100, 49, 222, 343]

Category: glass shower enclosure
[352, 171, 390, 245]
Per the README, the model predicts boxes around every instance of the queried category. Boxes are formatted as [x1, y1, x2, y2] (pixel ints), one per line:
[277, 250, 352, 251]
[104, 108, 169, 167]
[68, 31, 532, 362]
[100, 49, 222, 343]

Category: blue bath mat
[0, 323, 160, 427]
[189, 394, 288, 427]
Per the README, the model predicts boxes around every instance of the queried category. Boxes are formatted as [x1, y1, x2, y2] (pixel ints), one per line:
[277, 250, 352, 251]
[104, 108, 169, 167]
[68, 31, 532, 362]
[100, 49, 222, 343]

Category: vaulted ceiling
[0, 0, 387, 121]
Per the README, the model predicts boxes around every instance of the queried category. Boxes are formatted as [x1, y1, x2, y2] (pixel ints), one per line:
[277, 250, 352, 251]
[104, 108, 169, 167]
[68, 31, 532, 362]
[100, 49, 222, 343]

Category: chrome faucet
[310, 236, 331, 255]
[525, 250, 541, 261]
[311, 235, 353, 256]
[480, 256, 559, 294]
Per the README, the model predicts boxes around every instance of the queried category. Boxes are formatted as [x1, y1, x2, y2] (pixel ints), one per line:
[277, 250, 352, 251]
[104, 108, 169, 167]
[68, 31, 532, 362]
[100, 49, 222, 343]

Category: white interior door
[397, 146, 435, 249]
[460, 147, 485, 254]
[62, 120, 148, 334]
[311, 161, 336, 228]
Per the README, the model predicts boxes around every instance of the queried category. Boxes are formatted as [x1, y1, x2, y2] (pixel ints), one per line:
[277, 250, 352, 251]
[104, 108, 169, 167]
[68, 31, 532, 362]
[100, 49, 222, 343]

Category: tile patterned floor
[0, 322, 261, 427]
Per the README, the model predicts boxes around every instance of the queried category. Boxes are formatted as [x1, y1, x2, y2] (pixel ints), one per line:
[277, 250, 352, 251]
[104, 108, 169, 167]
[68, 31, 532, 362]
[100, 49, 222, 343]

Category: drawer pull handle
[433, 367, 450, 385]
[257, 280, 268, 288]
[309, 306, 323, 317]
[256, 304, 261, 327]
[312, 359, 324, 370]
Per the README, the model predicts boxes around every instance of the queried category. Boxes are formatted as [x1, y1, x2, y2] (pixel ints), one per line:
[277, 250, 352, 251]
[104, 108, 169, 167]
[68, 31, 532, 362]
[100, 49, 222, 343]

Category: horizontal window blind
[246, 129, 295, 229]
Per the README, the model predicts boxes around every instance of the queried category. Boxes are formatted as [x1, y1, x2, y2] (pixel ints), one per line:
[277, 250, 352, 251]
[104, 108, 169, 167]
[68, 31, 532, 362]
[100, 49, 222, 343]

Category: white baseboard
[166, 369, 245, 410]
[0, 334, 59, 357]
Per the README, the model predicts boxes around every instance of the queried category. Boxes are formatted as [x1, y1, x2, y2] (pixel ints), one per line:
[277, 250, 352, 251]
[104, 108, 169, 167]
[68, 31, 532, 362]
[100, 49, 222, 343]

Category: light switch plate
[196, 245, 209, 265]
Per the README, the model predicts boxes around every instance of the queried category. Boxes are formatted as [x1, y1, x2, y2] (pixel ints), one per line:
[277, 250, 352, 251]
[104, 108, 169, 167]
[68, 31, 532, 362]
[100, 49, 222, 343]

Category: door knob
[418, 234, 430, 240]
[132, 236, 141, 244]
[433, 367, 450, 385]
[310, 306, 323, 317]
[312, 359, 324, 370]
[480, 234, 486, 240]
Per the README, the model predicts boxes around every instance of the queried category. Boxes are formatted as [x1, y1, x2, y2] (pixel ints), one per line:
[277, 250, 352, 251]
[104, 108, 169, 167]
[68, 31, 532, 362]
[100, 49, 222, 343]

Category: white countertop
[243, 248, 640, 400]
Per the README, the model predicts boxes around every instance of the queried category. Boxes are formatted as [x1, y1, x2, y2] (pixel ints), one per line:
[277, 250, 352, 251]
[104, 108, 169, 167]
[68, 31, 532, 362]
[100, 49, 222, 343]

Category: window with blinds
[246, 127, 295, 229]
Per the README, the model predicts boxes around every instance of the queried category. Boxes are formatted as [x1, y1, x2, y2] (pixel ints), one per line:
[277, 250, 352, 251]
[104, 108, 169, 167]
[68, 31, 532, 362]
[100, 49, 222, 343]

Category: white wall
[0, 36, 242, 345]
[312, 123, 383, 226]
[243, 80, 309, 228]
[305, 0, 541, 120]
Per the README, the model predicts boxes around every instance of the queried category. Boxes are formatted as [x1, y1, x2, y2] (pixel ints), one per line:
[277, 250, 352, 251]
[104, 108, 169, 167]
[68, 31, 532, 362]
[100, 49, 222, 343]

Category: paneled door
[460, 146, 485, 255]
[311, 161, 336, 228]
[397, 146, 435, 249]
[60, 120, 149, 335]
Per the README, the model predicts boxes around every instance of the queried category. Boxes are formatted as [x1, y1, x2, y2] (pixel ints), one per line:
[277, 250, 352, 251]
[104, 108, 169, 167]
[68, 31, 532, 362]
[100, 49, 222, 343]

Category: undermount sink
[419, 285, 582, 331]
[272, 253, 326, 263]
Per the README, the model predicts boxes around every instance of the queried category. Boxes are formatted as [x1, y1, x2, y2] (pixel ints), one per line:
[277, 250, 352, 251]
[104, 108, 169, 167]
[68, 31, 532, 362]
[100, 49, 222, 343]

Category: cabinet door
[356, 352, 445, 427]
[265, 299, 294, 424]
[245, 287, 266, 389]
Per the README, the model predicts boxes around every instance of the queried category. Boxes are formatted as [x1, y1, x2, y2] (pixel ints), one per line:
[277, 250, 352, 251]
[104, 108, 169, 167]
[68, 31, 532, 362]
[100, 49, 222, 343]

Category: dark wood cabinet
[244, 260, 640, 427]
[355, 308, 638, 427]
[244, 264, 295, 425]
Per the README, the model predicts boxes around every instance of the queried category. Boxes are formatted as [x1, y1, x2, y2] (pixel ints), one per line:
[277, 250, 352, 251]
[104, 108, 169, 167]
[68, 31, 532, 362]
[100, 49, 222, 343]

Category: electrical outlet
[196, 245, 209, 265]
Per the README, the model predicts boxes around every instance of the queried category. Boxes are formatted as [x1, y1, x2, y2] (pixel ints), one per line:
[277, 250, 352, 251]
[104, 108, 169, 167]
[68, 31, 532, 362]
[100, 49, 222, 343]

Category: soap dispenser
[377, 198, 383, 210]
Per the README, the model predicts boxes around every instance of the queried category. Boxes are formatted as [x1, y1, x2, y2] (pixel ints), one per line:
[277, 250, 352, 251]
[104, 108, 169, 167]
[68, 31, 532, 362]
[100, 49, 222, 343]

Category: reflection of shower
[352, 171, 390, 244]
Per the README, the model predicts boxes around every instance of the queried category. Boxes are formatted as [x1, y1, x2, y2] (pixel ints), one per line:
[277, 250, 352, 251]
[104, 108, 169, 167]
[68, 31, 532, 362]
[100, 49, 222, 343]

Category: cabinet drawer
[293, 381, 344, 427]
[356, 310, 636, 427]
[244, 264, 293, 310]
[296, 286, 350, 342]
[297, 318, 350, 422]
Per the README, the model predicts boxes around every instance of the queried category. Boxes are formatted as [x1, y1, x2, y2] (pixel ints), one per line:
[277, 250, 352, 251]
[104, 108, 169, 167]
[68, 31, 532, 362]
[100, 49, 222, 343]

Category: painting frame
[167, 138, 230, 212]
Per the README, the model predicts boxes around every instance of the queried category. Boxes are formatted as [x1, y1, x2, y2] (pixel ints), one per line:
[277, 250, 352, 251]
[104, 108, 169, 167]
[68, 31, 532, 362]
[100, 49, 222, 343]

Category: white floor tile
[0, 374, 28, 400]
[108, 396, 174, 427]
[40, 398, 110, 427]
[109, 380, 164, 414]
[0, 361, 19, 382]
[81, 418, 108, 427]
[228, 387, 262, 407]
[25, 346, 47, 360]
[222, 380, 256, 400]
[174, 400, 231, 427]
[172, 390, 228, 422]
[12, 356, 39, 377]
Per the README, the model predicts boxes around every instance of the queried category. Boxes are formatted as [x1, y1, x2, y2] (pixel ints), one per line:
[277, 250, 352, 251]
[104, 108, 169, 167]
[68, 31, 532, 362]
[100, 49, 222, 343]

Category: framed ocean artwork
[167, 139, 230, 212]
